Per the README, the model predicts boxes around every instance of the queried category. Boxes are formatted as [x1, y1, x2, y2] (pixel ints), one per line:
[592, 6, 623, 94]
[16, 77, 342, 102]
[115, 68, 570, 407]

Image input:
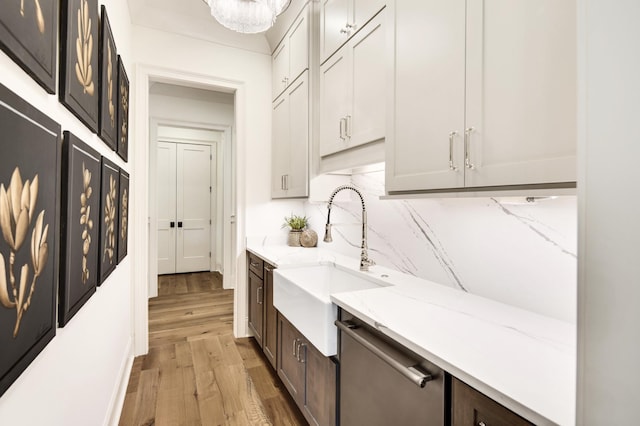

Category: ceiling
[126, 0, 271, 54]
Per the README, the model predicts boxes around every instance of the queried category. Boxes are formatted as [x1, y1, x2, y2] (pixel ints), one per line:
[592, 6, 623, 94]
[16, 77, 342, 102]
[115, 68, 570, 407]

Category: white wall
[0, 1, 134, 425]
[577, 0, 640, 423]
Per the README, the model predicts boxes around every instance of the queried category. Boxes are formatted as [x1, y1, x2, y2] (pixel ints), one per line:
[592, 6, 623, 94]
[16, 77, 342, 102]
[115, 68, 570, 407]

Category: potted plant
[282, 214, 308, 246]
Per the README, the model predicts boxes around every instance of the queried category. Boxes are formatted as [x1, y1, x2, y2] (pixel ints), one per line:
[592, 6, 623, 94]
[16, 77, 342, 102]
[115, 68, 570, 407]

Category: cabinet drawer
[248, 253, 264, 278]
[451, 378, 533, 426]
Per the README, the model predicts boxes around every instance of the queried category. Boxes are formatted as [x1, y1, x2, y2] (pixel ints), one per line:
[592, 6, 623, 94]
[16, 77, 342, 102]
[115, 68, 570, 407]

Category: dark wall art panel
[98, 6, 117, 150]
[0, 0, 59, 93]
[59, 132, 100, 327]
[60, 0, 99, 132]
[116, 56, 129, 162]
[98, 156, 118, 284]
[0, 83, 61, 397]
[117, 169, 129, 264]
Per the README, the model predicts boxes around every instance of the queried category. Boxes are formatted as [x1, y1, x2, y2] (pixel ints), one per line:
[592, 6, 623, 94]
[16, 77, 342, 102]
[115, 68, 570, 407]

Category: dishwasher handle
[336, 320, 433, 388]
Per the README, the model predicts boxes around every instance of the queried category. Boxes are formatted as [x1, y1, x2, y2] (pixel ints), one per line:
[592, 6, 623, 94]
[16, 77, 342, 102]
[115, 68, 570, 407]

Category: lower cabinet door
[303, 341, 337, 426]
[247, 271, 263, 347]
[263, 264, 277, 369]
[451, 377, 533, 426]
[277, 314, 305, 407]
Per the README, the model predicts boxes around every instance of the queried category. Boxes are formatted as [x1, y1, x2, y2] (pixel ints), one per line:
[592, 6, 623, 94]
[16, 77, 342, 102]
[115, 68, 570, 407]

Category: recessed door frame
[133, 64, 247, 357]
[151, 126, 224, 284]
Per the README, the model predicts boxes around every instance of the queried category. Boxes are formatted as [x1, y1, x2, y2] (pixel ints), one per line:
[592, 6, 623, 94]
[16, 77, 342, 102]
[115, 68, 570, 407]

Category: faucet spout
[324, 185, 375, 271]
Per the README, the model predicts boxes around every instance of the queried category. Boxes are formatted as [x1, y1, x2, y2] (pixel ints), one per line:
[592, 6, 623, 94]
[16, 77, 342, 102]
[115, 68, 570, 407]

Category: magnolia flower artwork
[75, 0, 94, 96]
[0, 0, 58, 93]
[98, 5, 118, 150]
[60, 0, 99, 132]
[59, 131, 100, 327]
[20, 0, 45, 33]
[80, 162, 94, 283]
[103, 174, 116, 264]
[0, 168, 49, 338]
[117, 169, 129, 263]
[116, 56, 129, 162]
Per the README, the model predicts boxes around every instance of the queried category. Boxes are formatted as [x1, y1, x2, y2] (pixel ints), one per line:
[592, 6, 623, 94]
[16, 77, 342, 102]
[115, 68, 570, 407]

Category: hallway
[119, 273, 305, 425]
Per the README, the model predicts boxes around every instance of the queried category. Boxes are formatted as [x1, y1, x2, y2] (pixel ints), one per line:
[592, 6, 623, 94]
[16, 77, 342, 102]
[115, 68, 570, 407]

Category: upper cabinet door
[320, 0, 350, 64]
[320, 51, 350, 156]
[351, 0, 386, 32]
[286, 74, 310, 198]
[272, 41, 289, 100]
[463, 0, 576, 188]
[272, 95, 290, 198]
[349, 11, 386, 148]
[386, 0, 466, 192]
[272, 6, 309, 101]
[288, 11, 309, 85]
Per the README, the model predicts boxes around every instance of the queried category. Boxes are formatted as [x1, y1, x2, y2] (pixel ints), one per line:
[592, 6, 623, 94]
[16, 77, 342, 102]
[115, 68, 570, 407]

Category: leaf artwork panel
[117, 169, 129, 263]
[60, 0, 99, 132]
[59, 132, 100, 326]
[98, 157, 118, 285]
[116, 56, 129, 162]
[0, 0, 59, 93]
[98, 6, 117, 150]
[0, 83, 60, 398]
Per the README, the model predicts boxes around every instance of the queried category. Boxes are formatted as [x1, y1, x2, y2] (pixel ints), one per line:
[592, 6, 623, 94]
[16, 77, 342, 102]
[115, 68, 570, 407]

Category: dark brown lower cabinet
[451, 377, 534, 426]
[263, 263, 277, 369]
[278, 314, 337, 426]
[247, 269, 264, 346]
[246, 251, 277, 368]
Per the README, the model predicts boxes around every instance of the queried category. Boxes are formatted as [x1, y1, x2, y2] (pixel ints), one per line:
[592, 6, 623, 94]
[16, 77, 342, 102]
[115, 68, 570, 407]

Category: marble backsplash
[302, 171, 577, 323]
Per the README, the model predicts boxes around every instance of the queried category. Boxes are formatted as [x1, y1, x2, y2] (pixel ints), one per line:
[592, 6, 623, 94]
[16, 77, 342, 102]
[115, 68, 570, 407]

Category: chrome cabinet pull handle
[250, 261, 259, 267]
[264, 266, 274, 273]
[284, 174, 289, 191]
[346, 115, 352, 138]
[464, 127, 475, 169]
[295, 340, 302, 361]
[292, 339, 298, 357]
[257, 287, 263, 304]
[339, 117, 346, 140]
[299, 343, 307, 363]
[340, 26, 349, 34]
[449, 131, 458, 171]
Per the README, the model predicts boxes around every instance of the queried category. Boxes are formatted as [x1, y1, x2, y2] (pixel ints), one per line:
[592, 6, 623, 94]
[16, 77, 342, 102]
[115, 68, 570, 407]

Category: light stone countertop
[246, 239, 576, 426]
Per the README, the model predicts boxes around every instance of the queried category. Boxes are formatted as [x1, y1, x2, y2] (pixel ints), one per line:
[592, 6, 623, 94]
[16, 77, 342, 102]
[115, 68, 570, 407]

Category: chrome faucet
[323, 185, 375, 271]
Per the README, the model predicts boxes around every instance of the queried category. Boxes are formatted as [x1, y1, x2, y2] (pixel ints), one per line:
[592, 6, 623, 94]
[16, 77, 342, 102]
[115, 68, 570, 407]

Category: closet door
[157, 142, 177, 274]
[176, 143, 212, 273]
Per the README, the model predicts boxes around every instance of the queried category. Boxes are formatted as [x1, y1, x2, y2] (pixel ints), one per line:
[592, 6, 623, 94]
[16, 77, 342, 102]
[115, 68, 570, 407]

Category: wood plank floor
[119, 272, 307, 426]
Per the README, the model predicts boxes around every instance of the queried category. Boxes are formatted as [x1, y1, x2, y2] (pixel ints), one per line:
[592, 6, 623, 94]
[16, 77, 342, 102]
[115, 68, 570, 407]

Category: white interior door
[176, 143, 212, 273]
[157, 142, 177, 274]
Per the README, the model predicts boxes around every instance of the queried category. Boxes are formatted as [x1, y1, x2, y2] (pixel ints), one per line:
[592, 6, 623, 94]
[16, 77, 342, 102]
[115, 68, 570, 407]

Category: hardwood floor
[119, 272, 307, 426]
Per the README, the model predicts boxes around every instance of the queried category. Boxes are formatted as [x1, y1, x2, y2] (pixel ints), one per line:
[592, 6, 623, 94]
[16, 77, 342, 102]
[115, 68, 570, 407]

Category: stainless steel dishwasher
[336, 311, 446, 426]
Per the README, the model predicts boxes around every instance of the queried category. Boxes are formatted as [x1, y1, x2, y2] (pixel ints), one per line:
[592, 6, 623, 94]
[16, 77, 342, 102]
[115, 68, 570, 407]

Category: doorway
[146, 82, 236, 301]
[134, 66, 247, 357]
[156, 129, 219, 275]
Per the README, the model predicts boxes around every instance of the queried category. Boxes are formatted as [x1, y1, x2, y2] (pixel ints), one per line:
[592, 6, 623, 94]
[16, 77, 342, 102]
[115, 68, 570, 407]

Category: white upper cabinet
[320, 11, 386, 157]
[272, 71, 309, 199]
[272, 7, 309, 101]
[386, 0, 577, 193]
[320, 0, 385, 64]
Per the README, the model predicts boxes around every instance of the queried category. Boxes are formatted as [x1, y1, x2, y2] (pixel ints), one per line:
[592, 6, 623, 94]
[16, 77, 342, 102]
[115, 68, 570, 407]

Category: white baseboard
[104, 337, 134, 426]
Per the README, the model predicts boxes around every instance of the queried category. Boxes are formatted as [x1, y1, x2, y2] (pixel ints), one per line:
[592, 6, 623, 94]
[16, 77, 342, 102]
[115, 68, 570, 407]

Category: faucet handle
[360, 253, 375, 271]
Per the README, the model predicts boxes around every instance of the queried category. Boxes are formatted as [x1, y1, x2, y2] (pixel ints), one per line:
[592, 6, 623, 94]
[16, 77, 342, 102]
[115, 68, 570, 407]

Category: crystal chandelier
[207, 0, 292, 34]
